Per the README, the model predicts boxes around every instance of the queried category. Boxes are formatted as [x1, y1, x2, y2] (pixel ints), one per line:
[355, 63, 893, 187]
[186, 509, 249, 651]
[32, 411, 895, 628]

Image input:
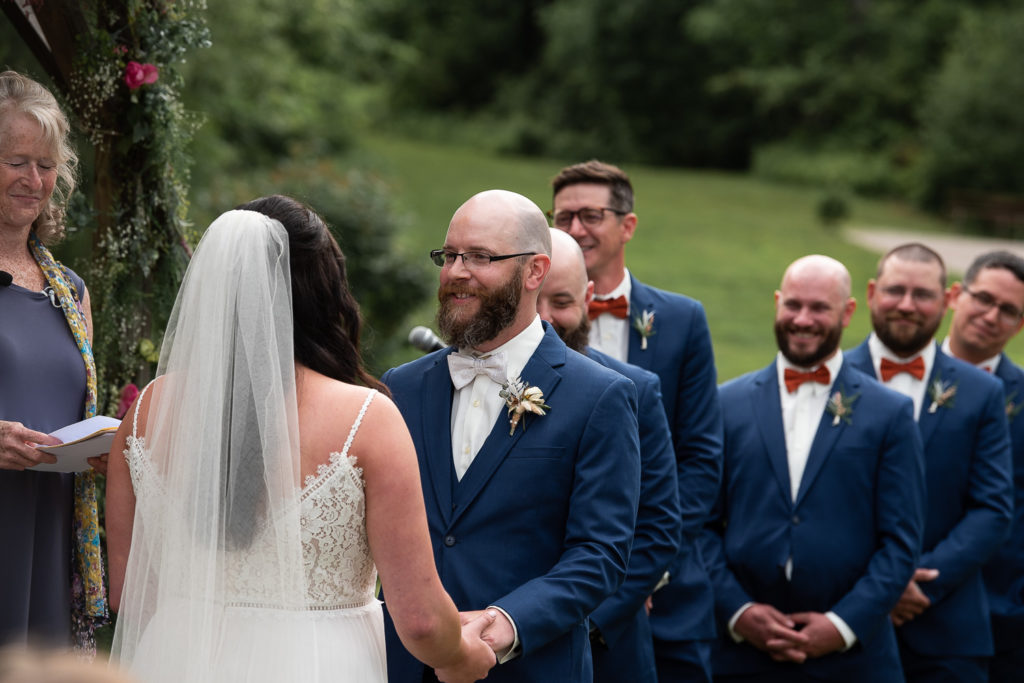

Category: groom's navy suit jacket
[625, 276, 723, 652]
[381, 324, 642, 682]
[703, 360, 926, 681]
[983, 353, 1024, 656]
[847, 341, 1013, 658]
[585, 347, 681, 682]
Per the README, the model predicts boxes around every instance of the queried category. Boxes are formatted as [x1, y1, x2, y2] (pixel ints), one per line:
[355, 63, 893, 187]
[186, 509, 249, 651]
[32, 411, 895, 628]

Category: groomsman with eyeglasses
[550, 160, 722, 682]
[942, 250, 1024, 682]
[846, 243, 1013, 683]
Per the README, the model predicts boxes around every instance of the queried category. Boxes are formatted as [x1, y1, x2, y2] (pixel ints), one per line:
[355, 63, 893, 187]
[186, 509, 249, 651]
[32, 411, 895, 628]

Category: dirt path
[846, 227, 1024, 275]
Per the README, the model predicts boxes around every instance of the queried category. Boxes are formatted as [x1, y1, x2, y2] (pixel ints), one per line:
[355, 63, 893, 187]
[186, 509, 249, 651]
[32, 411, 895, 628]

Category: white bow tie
[448, 351, 508, 389]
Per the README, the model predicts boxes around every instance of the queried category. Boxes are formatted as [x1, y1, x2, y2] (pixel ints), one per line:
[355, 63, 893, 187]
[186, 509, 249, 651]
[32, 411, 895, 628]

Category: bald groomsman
[705, 255, 925, 682]
[538, 228, 681, 682]
[943, 250, 1024, 682]
[551, 160, 722, 682]
[847, 243, 1013, 683]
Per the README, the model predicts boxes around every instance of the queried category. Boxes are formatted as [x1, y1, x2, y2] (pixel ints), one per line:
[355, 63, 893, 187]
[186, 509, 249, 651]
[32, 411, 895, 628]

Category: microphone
[0, 271, 12, 287]
[408, 326, 446, 353]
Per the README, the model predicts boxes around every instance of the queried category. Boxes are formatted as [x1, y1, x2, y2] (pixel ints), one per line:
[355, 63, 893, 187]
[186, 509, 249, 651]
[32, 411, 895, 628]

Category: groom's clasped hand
[433, 610, 500, 683]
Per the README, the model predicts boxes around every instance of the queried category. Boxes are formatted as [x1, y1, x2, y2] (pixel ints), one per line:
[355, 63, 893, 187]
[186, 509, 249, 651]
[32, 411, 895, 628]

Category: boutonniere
[1006, 391, 1024, 420]
[633, 310, 655, 351]
[927, 375, 958, 413]
[499, 377, 550, 435]
[826, 387, 859, 426]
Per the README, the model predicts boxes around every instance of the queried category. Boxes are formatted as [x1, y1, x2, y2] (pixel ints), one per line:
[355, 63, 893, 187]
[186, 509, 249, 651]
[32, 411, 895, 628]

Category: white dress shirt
[729, 351, 856, 650]
[868, 332, 936, 421]
[941, 336, 1001, 374]
[587, 268, 632, 361]
[451, 316, 544, 480]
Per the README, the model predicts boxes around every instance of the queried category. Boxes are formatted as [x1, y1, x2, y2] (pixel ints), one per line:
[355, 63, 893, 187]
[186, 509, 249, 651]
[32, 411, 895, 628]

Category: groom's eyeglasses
[429, 249, 536, 269]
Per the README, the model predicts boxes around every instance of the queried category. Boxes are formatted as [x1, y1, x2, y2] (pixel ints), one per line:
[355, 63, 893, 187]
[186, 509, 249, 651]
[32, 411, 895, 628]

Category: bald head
[548, 229, 588, 296]
[450, 189, 552, 256]
[774, 255, 856, 366]
[781, 255, 852, 301]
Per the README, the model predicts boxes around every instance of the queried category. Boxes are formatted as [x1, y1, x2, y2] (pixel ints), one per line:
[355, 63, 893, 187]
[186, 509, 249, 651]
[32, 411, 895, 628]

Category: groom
[382, 190, 642, 682]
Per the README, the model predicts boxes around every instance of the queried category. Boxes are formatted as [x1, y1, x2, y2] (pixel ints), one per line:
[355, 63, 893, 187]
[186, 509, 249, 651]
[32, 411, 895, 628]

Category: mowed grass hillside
[360, 135, 1022, 382]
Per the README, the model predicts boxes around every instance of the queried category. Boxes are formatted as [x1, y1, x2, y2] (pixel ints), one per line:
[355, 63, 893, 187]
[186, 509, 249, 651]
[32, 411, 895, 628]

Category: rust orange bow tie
[783, 366, 831, 393]
[880, 356, 925, 382]
[588, 295, 629, 320]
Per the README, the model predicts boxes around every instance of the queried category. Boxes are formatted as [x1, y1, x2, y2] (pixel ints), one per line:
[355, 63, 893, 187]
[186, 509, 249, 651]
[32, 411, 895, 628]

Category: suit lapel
[751, 363, 793, 502]
[997, 354, 1023, 423]
[794, 364, 857, 506]
[450, 328, 566, 525]
[627, 275, 655, 368]
[420, 353, 457, 525]
[918, 347, 954, 448]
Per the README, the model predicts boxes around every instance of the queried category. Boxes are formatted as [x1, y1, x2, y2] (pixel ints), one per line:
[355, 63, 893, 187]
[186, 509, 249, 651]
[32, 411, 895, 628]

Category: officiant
[0, 71, 107, 651]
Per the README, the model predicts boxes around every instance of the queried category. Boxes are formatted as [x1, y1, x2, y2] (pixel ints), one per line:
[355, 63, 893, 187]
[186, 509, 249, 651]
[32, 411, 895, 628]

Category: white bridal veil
[111, 210, 313, 680]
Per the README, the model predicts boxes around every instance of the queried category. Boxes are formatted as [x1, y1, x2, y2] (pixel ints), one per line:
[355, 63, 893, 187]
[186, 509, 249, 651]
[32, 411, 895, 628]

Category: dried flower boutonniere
[499, 377, 550, 435]
[927, 376, 958, 414]
[1006, 391, 1024, 420]
[826, 388, 859, 426]
[633, 310, 655, 351]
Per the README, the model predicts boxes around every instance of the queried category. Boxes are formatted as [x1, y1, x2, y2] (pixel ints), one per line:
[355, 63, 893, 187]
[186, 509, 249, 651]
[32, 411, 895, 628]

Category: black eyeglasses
[429, 249, 536, 269]
[963, 286, 1024, 325]
[548, 207, 626, 229]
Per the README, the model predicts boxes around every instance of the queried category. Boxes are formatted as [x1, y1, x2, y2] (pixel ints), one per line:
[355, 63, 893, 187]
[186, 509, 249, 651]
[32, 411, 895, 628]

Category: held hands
[434, 610, 498, 683]
[0, 420, 59, 471]
[735, 605, 846, 662]
[891, 568, 939, 626]
[734, 603, 810, 663]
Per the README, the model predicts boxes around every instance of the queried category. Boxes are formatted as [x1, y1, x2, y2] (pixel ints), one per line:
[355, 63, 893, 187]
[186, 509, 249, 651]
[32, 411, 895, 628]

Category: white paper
[31, 416, 122, 473]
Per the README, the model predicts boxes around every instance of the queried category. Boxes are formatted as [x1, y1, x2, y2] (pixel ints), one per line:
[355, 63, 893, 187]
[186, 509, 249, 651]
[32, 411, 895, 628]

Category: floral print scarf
[28, 233, 107, 655]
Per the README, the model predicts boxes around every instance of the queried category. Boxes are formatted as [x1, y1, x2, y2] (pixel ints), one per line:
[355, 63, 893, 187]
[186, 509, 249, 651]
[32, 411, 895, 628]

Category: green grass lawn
[356, 135, 1023, 380]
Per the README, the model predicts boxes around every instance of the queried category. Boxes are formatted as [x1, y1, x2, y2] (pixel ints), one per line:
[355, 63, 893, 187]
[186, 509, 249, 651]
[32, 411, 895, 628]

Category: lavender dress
[0, 268, 87, 646]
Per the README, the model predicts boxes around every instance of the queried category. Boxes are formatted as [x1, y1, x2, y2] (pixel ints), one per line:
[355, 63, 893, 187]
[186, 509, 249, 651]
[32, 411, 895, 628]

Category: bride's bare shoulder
[296, 367, 406, 452]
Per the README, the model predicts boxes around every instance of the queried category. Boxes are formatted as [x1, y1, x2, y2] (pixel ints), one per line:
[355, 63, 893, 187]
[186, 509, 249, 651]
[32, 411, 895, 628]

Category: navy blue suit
[627, 276, 723, 678]
[704, 360, 926, 681]
[847, 341, 1013, 672]
[381, 324, 642, 682]
[585, 347, 681, 683]
[982, 353, 1024, 680]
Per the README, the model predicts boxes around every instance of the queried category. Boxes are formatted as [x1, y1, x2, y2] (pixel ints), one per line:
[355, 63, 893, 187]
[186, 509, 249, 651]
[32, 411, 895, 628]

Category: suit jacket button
[444, 534, 456, 547]
[792, 515, 801, 525]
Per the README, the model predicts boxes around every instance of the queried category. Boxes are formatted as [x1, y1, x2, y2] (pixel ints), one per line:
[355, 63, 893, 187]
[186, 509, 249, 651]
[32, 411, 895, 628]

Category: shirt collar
[868, 331, 936, 376]
[464, 315, 545, 382]
[776, 349, 845, 392]
[940, 336, 1001, 373]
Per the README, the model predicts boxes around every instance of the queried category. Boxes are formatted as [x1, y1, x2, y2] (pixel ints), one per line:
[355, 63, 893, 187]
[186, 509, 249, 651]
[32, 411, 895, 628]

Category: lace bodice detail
[124, 387, 379, 610]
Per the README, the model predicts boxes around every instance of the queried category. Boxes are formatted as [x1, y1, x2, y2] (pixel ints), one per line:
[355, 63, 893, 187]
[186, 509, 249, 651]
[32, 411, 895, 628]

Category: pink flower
[124, 61, 159, 90]
[115, 383, 140, 419]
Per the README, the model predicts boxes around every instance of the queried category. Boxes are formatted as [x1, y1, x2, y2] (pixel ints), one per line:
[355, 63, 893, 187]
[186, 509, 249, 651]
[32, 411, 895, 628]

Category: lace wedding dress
[120, 387, 386, 682]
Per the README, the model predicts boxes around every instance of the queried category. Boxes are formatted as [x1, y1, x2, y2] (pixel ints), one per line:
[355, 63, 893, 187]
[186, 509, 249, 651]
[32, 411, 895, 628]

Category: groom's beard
[437, 268, 522, 349]
[553, 312, 591, 354]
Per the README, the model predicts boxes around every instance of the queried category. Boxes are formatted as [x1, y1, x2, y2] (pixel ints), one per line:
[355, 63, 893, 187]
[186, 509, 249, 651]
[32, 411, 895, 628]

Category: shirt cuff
[488, 605, 521, 663]
[824, 611, 857, 651]
[727, 602, 755, 643]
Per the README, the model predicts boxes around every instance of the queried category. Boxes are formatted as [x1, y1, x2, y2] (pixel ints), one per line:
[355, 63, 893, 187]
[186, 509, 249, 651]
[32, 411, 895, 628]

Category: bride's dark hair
[236, 195, 387, 395]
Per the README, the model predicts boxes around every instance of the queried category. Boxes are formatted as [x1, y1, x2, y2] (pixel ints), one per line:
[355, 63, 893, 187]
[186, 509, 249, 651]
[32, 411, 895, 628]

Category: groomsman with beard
[381, 190, 642, 682]
[550, 160, 722, 682]
[705, 255, 925, 682]
[846, 243, 1013, 683]
[537, 228, 682, 683]
[941, 251, 1024, 682]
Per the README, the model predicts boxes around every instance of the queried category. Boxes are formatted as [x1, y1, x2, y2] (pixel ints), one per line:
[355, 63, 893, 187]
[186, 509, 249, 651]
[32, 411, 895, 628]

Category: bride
[105, 195, 496, 682]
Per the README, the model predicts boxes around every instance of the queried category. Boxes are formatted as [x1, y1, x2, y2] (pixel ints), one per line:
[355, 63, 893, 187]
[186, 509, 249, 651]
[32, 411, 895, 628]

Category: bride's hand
[435, 610, 497, 683]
